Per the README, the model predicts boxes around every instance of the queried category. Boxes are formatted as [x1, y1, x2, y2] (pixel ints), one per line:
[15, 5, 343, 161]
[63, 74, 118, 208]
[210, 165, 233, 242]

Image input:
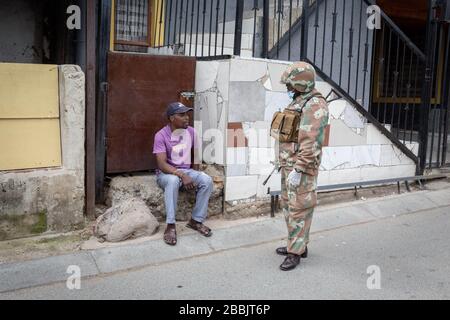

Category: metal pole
[300, 0, 309, 60]
[441, 26, 450, 165]
[418, 0, 438, 174]
[86, 0, 97, 218]
[95, 0, 112, 203]
[262, 0, 269, 58]
[233, 0, 244, 56]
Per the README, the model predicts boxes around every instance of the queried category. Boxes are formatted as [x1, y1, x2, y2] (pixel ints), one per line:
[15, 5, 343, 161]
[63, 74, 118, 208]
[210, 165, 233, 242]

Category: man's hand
[156, 153, 197, 190]
[181, 174, 196, 190]
[287, 169, 302, 188]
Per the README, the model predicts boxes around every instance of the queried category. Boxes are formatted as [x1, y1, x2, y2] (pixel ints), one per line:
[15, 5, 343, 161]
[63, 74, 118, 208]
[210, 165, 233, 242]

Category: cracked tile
[230, 59, 267, 82]
[196, 61, 220, 93]
[229, 81, 266, 122]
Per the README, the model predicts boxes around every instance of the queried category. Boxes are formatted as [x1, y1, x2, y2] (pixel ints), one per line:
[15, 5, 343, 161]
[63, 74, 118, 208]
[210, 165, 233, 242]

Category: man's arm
[156, 153, 195, 190]
[191, 128, 201, 171]
[156, 152, 180, 176]
[295, 100, 329, 176]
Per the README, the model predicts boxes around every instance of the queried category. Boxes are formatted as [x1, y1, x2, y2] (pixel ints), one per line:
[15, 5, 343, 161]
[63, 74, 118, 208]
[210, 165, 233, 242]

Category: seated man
[153, 102, 213, 246]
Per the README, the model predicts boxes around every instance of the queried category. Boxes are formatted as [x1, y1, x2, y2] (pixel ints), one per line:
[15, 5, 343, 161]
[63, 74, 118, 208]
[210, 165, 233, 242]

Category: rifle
[262, 161, 281, 186]
[263, 90, 339, 188]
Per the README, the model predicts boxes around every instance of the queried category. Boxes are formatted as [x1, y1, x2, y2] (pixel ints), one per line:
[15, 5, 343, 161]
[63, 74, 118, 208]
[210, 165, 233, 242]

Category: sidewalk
[1, 183, 450, 294]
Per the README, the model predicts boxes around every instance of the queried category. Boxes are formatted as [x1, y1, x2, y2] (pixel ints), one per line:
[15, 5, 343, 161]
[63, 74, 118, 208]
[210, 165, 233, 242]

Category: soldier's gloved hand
[270, 161, 280, 171]
[287, 169, 302, 187]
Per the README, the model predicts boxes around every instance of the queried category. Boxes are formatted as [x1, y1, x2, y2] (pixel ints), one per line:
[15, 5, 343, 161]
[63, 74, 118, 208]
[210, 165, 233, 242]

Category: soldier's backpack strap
[298, 92, 323, 112]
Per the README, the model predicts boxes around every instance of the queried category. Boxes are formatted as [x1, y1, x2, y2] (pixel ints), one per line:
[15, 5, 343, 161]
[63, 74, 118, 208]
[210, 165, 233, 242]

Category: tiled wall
[195, 57, 417, 205]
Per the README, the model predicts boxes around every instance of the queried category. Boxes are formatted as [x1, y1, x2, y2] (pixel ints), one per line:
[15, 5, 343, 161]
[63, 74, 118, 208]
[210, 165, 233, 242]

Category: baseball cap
[166, 102, 193, 117]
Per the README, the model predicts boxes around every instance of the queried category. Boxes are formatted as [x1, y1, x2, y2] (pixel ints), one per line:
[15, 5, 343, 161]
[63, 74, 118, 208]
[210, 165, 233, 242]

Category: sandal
[186, 220, 212, 237]
[164, 226, 177, 246]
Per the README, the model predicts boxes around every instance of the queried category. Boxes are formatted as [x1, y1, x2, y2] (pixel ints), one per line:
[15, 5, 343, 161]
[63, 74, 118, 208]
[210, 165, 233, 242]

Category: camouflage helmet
[280, 61, 316, 93]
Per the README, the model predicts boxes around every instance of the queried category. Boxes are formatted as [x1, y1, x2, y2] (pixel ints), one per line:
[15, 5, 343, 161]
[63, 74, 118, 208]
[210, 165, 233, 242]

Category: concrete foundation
[106, 165, 224, 222]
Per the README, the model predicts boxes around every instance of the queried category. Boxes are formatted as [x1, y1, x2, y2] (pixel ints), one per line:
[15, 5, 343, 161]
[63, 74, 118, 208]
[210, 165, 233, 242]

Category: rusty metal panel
[106, 53, 196, 173]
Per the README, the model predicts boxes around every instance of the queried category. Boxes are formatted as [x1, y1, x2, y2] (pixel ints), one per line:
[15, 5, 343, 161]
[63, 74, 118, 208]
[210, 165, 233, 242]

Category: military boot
[280, 253, 301, 271]
[276, 246, 308, 258]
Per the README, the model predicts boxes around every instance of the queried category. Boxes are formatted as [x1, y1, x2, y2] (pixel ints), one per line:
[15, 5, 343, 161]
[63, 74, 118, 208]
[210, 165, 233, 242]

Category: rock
[106, 168, 224, 222]
[94, 198, 159, 243]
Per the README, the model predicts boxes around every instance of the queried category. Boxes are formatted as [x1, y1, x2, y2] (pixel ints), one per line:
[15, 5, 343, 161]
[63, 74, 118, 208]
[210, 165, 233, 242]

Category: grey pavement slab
[0, 252, 98, 293]
[312, 203, 376, 232]
[204, 218, 286, 251]
[2, 206, 450, 300]
[423, 189, 450, 207]
[1, 187, 449, 294]
[91, 233, 213, 274]
[362, 191, 438, 218]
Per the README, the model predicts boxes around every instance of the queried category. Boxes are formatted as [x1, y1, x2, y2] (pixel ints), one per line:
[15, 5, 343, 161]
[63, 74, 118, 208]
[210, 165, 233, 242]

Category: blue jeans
[156, 169, 213, 224]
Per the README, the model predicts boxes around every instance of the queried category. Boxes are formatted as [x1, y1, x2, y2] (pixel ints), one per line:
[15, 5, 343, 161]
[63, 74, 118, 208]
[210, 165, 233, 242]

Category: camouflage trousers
[280, 166, 318, 256]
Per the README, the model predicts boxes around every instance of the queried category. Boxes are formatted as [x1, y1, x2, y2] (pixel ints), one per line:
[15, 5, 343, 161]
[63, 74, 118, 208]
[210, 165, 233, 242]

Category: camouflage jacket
[278, 90, 329, 177]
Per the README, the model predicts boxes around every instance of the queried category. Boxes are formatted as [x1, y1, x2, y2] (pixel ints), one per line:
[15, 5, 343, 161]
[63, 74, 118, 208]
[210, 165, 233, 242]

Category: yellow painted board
[0, 63, 59, 119]
[0, 119, 62, 171]
[110, 0, 116, 51]
[151, 0, 165, 47]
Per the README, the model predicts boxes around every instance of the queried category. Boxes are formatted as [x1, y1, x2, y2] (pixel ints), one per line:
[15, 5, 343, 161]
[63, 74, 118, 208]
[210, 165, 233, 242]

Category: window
[115, 0, 151, 52]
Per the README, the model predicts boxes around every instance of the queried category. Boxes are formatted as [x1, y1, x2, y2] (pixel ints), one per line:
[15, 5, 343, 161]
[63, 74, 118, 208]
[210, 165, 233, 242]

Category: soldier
[276, 62, 329, 271]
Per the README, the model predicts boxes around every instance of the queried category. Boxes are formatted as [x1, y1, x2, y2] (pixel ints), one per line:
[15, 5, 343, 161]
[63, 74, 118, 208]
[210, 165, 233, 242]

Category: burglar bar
[141, 0, 445, 173]
[208, 0, 213, 56]
[222, 0, 227, 55]
[233, 0, 244, 56]
[215, 0, 220, 55]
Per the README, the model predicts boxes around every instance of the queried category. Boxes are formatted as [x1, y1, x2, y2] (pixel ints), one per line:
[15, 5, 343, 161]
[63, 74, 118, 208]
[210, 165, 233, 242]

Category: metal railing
[144, 0, 449, 172]
[418, 2, 450, 170]
[149, 0, 244, 57]
[264, 0, 423, 167]
[148, 0, 304, 58]
[264, 0, 449, 171]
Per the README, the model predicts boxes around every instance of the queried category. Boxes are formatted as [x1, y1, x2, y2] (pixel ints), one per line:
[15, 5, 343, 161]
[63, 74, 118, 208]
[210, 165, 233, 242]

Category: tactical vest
[270, 94, 322, 143]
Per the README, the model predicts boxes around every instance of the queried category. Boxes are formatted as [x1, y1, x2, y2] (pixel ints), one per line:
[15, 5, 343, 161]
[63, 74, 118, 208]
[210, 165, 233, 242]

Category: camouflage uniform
[279, 62, 329, 256]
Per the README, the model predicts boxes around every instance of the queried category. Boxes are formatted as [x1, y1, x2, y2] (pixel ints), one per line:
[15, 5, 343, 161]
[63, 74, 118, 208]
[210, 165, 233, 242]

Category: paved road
[1, 205, 449, 300]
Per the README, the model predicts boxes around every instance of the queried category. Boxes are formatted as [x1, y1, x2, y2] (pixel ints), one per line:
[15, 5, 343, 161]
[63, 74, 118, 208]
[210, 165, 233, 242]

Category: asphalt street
[1, 205, 449, 300]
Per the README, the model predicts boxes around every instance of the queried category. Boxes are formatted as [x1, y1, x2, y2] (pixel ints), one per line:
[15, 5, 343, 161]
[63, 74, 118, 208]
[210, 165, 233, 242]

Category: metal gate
[106, 53, 196, 173]
[419, 1, 450, 171]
